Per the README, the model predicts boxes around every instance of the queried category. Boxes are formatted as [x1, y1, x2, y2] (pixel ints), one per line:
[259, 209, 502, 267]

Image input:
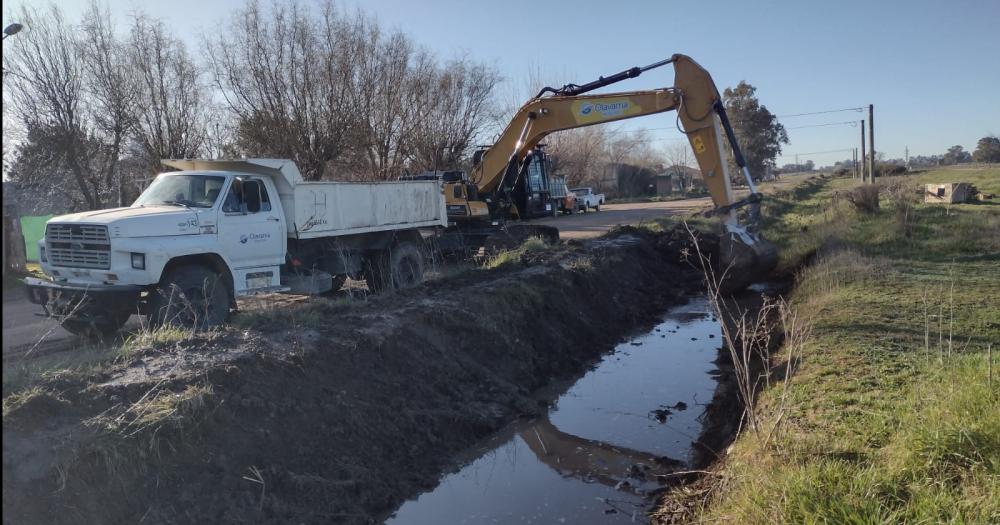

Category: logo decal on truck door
[240, 232, 272, 244]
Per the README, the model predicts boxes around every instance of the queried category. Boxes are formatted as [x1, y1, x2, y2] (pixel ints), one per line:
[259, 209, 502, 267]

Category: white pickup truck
[570, 187, 605, 212]
[24, 159, 446, 338]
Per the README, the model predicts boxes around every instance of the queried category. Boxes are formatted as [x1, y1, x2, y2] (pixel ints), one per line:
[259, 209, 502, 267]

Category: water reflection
[520, 416, 683, 496]
[386, 297, 722, 524]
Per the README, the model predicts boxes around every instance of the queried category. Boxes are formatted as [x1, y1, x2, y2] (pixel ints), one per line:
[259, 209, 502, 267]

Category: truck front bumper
[24, 277, 144, 317]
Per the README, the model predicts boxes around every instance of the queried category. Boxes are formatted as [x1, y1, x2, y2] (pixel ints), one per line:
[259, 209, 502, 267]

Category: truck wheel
[61, 310, 130, 341]
[365, 242, 424, 293]
[150, 265, 231, 329]
[594, 203, 601, 212]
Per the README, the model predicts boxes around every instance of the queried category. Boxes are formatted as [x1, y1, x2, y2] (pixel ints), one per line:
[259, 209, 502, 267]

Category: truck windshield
[572, 189, 588, 197]
[133, 175, 226, 208]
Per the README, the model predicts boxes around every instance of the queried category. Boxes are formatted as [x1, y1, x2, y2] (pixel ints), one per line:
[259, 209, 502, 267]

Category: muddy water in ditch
[386, 296, 724, 524]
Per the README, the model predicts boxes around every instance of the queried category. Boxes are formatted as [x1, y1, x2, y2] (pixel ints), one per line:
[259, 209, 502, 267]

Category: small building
[655, 165, 702, 196]
[924, 182, 975, 204]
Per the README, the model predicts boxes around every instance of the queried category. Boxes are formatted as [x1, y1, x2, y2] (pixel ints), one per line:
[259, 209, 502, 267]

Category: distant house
[655, 165, 702, 196]
[600, 163, 661, 198]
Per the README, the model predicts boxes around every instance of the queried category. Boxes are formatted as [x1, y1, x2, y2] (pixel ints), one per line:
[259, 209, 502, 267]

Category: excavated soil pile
[3, 226, 714, 524]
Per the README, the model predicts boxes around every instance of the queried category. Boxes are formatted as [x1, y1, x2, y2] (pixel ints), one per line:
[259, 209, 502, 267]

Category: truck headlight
[131, 252, 146, 270]
[40, 246, 47, 263]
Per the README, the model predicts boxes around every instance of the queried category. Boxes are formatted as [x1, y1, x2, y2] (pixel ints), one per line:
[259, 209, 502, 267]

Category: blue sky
[6, 0, 1000, 165]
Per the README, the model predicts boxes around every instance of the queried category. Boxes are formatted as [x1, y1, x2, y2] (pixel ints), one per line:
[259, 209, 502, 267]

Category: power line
[595, 109, 865, 137]
[784, 120, 860, 130]
[777, 147, 854, 159]
[775, 107, 865, 118]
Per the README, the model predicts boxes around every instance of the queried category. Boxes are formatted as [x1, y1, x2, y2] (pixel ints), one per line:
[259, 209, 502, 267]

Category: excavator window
[526, 155, 546, 193]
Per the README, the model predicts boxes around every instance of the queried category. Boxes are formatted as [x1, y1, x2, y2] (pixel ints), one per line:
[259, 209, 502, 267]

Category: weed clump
[843, 184, 880, 214]
[484, 236, 551, 269]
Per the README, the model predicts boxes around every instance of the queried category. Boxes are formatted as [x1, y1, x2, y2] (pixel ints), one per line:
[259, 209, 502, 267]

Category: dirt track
[530, 198, 712, 239]
[3, 226, 718, 525]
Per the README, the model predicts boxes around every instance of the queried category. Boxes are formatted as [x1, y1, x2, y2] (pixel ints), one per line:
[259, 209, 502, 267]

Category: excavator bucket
[719, 230, 779, 292]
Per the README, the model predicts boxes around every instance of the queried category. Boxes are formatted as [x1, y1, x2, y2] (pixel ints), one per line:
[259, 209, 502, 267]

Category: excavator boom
[449, 54, 777, 285]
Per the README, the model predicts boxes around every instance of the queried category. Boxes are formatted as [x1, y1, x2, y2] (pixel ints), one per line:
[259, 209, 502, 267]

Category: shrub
[880, 178, 920, 236]
[877, 163, 907, 177]
[843, 185, 880, 214]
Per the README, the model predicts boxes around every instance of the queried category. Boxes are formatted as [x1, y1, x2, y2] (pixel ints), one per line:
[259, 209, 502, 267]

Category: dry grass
[483, 236, 551, 269]
[685, 166, 1000, 524]
[684, 223, 813, 448]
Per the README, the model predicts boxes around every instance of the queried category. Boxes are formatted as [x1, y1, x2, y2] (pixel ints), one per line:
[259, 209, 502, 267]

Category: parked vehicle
[24, 159, 447, 337]
[571, 187, 605, 212]
[549, 177, 577, 215]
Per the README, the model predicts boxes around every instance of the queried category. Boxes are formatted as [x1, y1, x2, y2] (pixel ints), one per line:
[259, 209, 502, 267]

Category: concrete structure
[924, 182, 975, 204]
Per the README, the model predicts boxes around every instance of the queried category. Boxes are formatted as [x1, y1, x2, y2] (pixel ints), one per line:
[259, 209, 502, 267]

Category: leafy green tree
[943, 145, 972, 165]
[722, 81, 789, 182]
[972, 136, 1000, 163]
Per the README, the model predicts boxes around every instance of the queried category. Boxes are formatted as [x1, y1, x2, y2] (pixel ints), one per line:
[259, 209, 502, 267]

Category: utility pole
[868, 104, 875, 183]
[853, 148, 858, 178]
[860, 120, 867, 183]
[905, 146, 910, 171]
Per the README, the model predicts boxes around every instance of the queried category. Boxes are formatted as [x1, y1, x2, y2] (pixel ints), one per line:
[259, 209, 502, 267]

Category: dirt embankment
[3, 227, 713, 525]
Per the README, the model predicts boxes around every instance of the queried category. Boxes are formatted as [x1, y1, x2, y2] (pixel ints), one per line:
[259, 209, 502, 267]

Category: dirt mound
[3, 227, 710, 524]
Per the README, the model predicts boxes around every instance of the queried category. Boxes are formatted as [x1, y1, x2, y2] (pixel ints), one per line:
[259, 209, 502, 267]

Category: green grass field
[687, 166, 1000, 524]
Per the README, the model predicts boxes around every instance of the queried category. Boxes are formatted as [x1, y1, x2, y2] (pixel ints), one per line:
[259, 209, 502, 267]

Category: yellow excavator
[443, 54, 777, 279]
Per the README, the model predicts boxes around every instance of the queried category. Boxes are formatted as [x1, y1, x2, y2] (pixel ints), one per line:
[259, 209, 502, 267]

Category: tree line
[3, 0, 792, 211]
[3, 1, 500, 210]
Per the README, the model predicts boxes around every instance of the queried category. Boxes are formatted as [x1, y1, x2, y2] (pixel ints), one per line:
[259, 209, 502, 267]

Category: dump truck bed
[283, 180, 447, 239]
[161, 159, 448, 240]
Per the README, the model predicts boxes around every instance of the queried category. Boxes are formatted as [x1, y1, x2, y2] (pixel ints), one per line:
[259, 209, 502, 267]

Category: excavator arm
[450, 54, 776, 281]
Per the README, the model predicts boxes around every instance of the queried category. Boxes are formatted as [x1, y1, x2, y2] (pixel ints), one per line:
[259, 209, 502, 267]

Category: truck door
[218, 177, 284, 271]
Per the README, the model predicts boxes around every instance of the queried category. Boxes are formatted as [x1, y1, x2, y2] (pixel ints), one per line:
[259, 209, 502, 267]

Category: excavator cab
[509, 148, 555, 220]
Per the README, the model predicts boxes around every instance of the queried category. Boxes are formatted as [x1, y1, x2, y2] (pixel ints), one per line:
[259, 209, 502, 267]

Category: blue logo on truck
[240, 232, 271, 244]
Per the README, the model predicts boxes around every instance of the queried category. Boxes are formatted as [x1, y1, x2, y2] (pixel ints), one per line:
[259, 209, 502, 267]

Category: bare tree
[206, 0, 355, 180]
[664, 141, 696, 192]
[79, 2, 140, 207]
[4, 2, 137, 210]
[408, 56, 501, 172]
[128, 15, 211, 169]
[348, 25, 421, 180]
[547, 126, 608, 187]
[7, 0, 502, 199]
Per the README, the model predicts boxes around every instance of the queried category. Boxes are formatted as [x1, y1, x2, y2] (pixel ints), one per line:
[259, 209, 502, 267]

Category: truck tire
[594, 202, 601, 212]
[149, 265, 231, 329]
[61, 310, 131, 341]
[364, 242, 424, 293]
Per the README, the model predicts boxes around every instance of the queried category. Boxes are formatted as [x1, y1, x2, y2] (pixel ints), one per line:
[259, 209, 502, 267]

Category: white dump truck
[24, 159, 447, 337]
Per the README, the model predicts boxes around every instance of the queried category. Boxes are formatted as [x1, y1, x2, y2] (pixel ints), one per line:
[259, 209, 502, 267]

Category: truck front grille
[46, 224, 111, 270]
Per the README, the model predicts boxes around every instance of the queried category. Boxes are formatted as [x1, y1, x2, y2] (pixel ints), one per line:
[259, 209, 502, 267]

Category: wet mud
[3, 226, 721, 524]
